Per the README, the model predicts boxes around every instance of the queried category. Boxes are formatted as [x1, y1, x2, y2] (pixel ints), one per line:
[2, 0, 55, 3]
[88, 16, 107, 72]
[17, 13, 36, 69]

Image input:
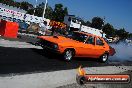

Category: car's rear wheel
[63, 49, 74, 61]
[100, 53, 108, 63]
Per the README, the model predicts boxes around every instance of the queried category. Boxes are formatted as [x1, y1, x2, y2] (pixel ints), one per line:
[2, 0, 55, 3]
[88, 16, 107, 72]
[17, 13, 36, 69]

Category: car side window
[85, 36, 95, 45]
[96, 37, 104, 46]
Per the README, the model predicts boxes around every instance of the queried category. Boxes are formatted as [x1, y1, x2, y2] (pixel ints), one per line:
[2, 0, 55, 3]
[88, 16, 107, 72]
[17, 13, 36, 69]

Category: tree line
[81, 17, 132, 39]
[0, 0, 131, 39]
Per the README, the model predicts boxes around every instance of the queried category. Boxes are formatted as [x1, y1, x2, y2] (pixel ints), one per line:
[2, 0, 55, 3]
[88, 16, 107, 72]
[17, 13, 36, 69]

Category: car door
[82, 35, 97, 57]
[94, 37, 106, 57]
[75, 35, 89, 57]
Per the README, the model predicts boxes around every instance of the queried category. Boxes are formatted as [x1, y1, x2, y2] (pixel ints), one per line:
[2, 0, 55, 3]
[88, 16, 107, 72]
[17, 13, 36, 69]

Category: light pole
[101, 16, 105, 37]
[34, 0, 38, 15]
[42, 0, 47, 20]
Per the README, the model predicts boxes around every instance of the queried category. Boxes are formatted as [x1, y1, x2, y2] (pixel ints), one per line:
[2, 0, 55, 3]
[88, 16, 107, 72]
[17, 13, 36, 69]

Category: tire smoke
[109, 42, 132, 62]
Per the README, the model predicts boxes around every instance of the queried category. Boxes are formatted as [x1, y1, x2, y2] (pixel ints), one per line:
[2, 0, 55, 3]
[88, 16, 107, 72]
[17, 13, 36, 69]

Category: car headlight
[54, 44, 58, 49]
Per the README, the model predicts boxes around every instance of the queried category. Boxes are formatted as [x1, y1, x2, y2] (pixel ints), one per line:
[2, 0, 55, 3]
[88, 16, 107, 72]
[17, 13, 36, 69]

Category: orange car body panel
[38, 31, 110, 58]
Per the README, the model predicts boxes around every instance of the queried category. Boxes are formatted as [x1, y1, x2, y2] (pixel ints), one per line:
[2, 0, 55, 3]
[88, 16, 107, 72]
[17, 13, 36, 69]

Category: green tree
[85, 21, 91, 27]
[0, 0, 33, 10]
[0, 0, 2, 3]
[27, 9, 34, 15]
[128, 33, 132, 38]
[28, 2, 53, 19]
[15, 2, 21, 8]
[91, 17, 104, 29]
[3, 0, 14, 6]
[79, 18, 86, 25]
[31, 2, 45, 16]
[52, 4, 68, 22]
[20, 1, 33, 11]
[0, 0, 8, 5]
[116, 28, 129, 39]
[44, 4, 53, 19]
[102, 23, 115, 37]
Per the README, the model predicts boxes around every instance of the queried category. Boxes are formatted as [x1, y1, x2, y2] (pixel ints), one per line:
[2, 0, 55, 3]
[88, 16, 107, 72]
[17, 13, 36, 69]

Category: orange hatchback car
[37, 31, 115, 62]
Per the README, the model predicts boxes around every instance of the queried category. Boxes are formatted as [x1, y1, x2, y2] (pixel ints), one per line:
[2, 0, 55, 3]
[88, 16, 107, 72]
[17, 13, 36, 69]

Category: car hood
[37, 36, 80, 44]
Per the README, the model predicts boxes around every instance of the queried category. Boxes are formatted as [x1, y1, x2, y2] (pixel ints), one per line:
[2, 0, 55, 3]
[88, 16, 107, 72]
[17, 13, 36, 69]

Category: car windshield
[67, 32, 88, 42]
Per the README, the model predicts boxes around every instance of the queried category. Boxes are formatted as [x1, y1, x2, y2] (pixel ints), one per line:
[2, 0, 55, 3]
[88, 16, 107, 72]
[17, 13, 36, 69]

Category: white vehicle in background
[125, 39, 132, 46]
[107, 39, 113, 43]
[64, 15, 81, 30]
[107, 37, 113, 43]
[107, 36, 120, 43]
[80, 25, 106, 38]
[64, 15, 106, 38]
[125, 39, 132, 43]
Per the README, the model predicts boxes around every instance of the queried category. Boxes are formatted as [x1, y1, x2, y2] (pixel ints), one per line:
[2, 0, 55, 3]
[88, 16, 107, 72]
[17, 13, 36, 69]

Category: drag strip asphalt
[0, 45, 108, 75]
[0, 35, 132, 75]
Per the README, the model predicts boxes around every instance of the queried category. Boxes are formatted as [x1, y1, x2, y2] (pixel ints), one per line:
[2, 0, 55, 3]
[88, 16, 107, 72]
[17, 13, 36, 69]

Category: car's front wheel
[99, 53, 109, 63]
[63, 49, 74, 61]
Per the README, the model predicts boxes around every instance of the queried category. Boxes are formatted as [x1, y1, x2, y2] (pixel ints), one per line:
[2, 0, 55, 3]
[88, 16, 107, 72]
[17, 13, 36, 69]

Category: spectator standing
[39, 21, 47, 35]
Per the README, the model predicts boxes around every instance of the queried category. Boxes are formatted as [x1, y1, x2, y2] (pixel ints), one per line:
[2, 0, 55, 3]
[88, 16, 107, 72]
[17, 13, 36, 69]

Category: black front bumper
[41, 45, 61, 54]
[36, 39, 60, 54]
